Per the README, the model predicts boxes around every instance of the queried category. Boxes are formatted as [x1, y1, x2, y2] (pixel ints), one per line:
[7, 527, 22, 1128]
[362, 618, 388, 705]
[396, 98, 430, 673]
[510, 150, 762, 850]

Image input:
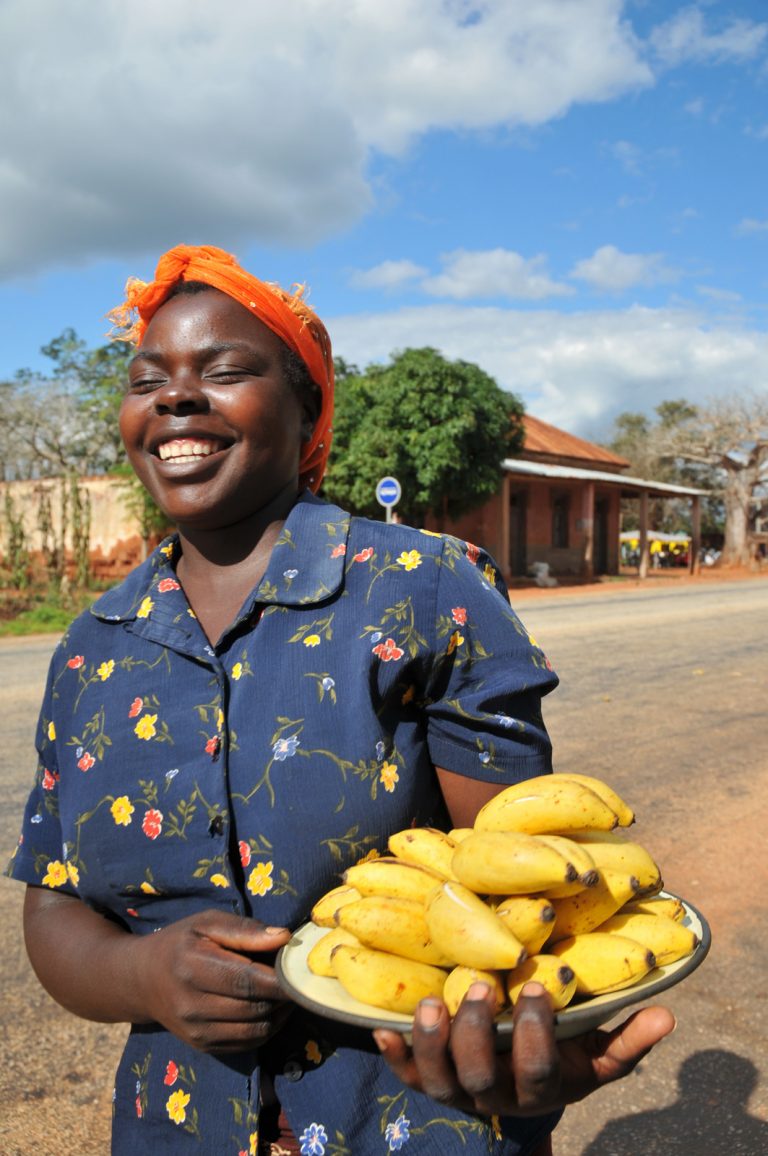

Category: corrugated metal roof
[502, 457, 707, 497]
[522, 414, 630, 470]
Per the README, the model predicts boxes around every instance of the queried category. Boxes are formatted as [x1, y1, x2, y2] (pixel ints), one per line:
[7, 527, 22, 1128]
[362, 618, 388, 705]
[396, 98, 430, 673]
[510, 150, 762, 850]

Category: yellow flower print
[305, 1039, 322, 1065]
[216, 708, 225, 731]
[47, 720, 56, 741]
[42, 860, 68, 888]
[187, 608, 197, 618]
[140, 881, 158, 894]
[447, 630, 464, 655]
[483, 562, 497, 584]
[231, 662, 243, 681]
[249, 1132, 259, 1156]
[528, 634, 538, 648]
[210, 873, 229, 888]
[111, 796, 135, 826]
[136, 596, 154, 619]
[357, 848, 380, 864]
[166, 1089, 190, 1125]
[491, 1115, 502, 1141]
[66, 861, 80, 888]
[380, 762, 399, 793]
[397, 549, 422, 571]
[246, 861, 274, 897]
[160, 542, 174, 557]
[97, 659, 115, 681]
[303, 634, 321, 648]
[134, 714, 157, 741]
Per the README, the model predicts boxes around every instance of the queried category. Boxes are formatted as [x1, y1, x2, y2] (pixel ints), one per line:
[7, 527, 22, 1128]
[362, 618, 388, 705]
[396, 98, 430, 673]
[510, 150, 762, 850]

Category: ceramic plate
[276, 892, 711, 1043]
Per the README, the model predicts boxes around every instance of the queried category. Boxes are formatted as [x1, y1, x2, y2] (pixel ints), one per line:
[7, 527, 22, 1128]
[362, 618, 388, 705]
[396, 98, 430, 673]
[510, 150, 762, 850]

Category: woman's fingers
[509, 984, 561, 1110]
[589, 1006, 676, 1086]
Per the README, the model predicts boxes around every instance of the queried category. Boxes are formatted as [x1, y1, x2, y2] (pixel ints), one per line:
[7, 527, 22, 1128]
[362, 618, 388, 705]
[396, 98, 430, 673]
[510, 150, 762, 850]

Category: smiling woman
[5, 244, 674, 1156]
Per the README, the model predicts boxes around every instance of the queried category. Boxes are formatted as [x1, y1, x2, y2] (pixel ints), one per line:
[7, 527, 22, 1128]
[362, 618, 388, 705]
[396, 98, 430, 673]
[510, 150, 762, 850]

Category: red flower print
[157, 577, 181, 593]
[142, 808, 163, 840]
[353, 547, 374, 563]
[77, 752, 95, 772]
[128, 696, 143, 718]
[205, 736, 220, 757]
[126, 908, 139, 918]
[42, 768, 59, 791]
[330, 543, 346, 558]
[372, 637, 404, 662]
[135, 1095, 143, 1118]
[67, 655, 84, 669]
[164, 1061, 179, 1086]
[451, 606, 467, 625]
[239, 840, 252, 868]
[465, 542, 480, 564]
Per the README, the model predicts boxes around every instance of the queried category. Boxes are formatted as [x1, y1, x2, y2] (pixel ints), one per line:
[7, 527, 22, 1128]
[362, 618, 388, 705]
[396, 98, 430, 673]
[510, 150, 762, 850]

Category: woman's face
[119, 288, 317, 532]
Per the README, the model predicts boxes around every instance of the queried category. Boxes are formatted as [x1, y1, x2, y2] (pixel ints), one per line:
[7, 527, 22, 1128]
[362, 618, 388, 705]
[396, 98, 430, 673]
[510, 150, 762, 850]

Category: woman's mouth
[156, 438, 227, 464]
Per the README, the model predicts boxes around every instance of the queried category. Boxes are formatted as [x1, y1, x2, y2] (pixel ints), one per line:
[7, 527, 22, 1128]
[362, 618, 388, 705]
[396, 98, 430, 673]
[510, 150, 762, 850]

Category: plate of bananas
[276, 774, 711, 1043]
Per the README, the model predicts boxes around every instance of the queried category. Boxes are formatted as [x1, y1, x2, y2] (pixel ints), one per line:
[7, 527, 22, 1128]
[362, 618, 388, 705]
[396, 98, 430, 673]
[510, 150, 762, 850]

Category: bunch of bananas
[306, 773, 699, 1017]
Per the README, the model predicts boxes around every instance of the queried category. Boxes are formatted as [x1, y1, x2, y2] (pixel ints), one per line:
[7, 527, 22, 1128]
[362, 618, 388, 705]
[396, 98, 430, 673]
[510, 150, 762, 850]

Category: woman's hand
[133, 909, 293, 1053]
[373, 981, 676, 1118]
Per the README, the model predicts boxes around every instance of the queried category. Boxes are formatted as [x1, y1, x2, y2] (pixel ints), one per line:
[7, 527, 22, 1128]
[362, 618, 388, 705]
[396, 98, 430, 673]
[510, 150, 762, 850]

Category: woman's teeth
[158, 439, 221, 463]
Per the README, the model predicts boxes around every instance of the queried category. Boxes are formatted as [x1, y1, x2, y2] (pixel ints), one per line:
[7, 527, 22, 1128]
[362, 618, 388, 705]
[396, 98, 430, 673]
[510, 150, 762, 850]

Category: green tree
[323, 348, 523, 524]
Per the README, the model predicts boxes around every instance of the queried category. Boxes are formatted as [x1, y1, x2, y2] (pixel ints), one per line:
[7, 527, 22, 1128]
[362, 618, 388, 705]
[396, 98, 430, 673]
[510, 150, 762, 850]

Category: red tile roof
[521, 414, 630, 471]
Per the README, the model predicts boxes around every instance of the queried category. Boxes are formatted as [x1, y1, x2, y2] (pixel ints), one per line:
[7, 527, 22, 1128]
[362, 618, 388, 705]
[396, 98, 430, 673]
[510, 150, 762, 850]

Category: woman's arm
[23, 886, 292, 1053]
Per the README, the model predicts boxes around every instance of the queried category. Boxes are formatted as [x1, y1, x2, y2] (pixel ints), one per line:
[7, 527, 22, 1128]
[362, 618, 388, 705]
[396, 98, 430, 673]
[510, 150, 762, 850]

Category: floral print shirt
[7, 492, 561, 1155]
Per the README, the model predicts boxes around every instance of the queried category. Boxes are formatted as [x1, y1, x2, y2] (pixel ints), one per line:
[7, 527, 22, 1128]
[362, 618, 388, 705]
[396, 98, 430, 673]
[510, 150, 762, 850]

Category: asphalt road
[1, 578, 766, 1154]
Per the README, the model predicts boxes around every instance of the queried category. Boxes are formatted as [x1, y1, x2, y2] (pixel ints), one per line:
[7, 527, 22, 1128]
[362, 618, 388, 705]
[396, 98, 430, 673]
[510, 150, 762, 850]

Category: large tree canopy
[322, 348, 524, 523]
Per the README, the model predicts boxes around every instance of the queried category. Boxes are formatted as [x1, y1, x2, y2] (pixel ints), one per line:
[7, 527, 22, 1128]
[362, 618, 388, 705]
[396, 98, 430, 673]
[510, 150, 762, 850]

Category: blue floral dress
[7, 492, 562, 1154]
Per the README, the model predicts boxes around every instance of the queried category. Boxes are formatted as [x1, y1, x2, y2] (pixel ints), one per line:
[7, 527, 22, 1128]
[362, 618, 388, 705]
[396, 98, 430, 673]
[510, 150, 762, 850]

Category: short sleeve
[4, 648, 78, 896]
[424, 537, 558, 783]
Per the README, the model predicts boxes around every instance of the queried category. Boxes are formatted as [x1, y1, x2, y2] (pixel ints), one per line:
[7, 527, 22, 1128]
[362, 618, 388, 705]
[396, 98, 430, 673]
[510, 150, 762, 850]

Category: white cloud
[349, 260, 428, 290]
[649, 6, 768, 67]
[696, 285, 742, 303]
[569, 245, 680, 293]
[0, 0, 654, 279]
[735, 218, 768, 236]
[421, 249, 572, 301]
[328, 303, 768, 437]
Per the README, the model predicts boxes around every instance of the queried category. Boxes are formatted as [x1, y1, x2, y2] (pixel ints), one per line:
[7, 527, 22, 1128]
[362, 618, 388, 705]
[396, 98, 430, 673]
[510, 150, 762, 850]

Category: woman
[6, 245, 674, 1155]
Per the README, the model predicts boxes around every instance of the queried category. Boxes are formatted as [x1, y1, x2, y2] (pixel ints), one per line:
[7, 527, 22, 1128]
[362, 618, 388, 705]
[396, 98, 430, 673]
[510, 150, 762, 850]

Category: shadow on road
[582, 1050, 767, 1155]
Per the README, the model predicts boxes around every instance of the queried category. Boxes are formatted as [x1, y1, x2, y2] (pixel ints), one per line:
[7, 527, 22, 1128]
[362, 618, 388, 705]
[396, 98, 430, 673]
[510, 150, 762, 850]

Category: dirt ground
[1, 565, 766, 1154]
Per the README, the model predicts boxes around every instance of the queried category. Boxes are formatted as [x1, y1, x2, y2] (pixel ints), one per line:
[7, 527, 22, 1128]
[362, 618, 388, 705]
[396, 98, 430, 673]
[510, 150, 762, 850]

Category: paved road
[1, 580, 766, 1153]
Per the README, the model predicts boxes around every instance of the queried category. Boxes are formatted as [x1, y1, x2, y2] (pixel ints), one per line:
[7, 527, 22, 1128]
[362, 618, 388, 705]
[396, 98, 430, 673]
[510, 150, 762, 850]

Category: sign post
[375, 476, 402, 524]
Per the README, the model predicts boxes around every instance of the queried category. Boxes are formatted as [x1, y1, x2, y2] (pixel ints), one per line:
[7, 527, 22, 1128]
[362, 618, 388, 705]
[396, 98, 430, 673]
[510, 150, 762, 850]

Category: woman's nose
[153, 374, 209, 414]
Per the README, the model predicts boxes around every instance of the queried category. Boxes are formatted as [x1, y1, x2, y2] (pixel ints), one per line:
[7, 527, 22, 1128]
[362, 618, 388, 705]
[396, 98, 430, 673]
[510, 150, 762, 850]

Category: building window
[552, 494, 570, 548]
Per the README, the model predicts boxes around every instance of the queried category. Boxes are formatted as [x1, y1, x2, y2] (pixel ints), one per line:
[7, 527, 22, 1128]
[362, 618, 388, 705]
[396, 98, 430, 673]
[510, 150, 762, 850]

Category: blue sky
[1, 0, 766, 440]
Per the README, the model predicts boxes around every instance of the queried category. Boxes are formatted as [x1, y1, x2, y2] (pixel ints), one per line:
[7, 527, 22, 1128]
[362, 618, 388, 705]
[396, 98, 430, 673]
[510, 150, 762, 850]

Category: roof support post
[638, 489, 649, 579]
[581, 480, 595, 579]
[690, 493, 701, 575]
[500, 471, 511, 583]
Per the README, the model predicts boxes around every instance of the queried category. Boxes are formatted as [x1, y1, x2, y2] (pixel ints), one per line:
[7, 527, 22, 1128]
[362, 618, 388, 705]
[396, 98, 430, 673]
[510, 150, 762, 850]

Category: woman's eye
[127, 376, 164, 393]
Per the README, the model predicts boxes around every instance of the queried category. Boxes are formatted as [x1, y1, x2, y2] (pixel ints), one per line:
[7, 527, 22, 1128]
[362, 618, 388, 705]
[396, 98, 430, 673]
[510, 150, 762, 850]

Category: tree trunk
[720, 466, 754, 567]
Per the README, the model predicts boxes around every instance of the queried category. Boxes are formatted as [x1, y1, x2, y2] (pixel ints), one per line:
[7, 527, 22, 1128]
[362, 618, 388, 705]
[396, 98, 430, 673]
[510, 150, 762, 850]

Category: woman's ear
[301, 385, 322, 442]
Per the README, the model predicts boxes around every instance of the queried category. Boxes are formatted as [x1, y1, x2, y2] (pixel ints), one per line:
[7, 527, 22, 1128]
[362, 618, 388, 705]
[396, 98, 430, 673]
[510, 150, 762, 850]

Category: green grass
[0, 588, 103, 636]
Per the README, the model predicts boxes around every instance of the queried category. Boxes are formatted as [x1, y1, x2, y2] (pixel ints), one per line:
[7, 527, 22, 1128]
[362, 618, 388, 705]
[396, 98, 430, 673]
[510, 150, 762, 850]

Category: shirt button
[282, 1061, 303, 1082]
[208, 815, 226, 836]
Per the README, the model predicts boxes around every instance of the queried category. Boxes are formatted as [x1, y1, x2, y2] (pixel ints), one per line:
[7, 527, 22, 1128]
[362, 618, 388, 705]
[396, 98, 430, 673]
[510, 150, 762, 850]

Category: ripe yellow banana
[307, 927, 361, 977]
[448, 827, 474, 843]
[534, 834, 599, 897]
[388, 827, 459, 880]
[451, 831, 577, 895]
[425, 880, 527, 969]
[550, 932, 656, 995]
[443, 966, 507, 1017]
[331, 944, 447, 1015]
[311, 884, 362, 928]
[474, 775, 619, 835]
[595, 912, 698, 966]
[494, 894, 556, 955]
[336, 895, 455, 966]
[553, 773, 635, 827]
[506, 954, 577, 1010]
[343, 857, 443, 902]
[621, 895, 686, 922]
[547, 869, 640, 942]
[566, 831, 663, 895]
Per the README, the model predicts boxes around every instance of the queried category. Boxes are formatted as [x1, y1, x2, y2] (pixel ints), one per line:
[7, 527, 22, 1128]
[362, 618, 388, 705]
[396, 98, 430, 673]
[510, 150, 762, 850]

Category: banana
[506, 954, 578, 1010]
[451, 831, 577, 895]
[534, 834, 599, 897]
[388, 827, 459, 881]
[595, 912, 699, 966]
[306, 927, 361, 977]
[331, 944, 447, 1015]
[566, 832, 662, 895]
[474, 776, 619, 835]
[425, 880, 527, 969]
[443, 966, 507, 1017]
[343, 857, 444, 903]
[494, 894, 557, 956]
[448, 827, 474, 843]
[547, 869, 640, 942]
[550, 932, 656, 996]
[621, 895, 686, 922]
[311, 884, 362, 928]
[553, 773, 635, 827]
[336, 895, 455, 966]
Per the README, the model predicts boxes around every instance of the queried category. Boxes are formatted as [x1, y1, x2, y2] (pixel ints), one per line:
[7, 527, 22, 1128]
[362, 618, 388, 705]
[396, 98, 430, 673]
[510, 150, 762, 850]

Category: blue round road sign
[375, 476, 402, 508]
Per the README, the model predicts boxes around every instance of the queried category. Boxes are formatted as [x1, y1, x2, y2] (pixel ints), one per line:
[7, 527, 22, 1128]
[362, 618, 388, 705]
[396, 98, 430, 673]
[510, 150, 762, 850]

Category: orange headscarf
[108, 244, 334, 493]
